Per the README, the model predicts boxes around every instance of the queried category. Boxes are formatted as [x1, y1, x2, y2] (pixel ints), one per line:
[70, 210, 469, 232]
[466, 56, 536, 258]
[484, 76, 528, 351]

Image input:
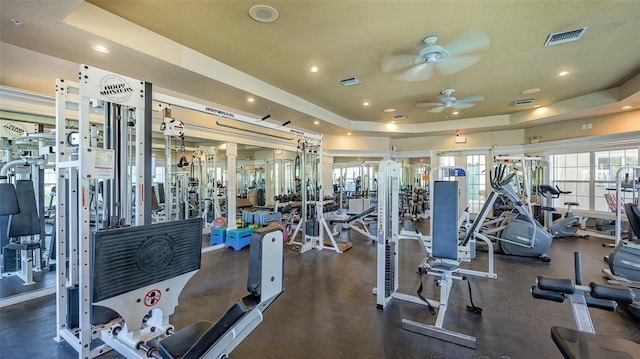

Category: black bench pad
[551, 326, 640, 359]
[537, 276, 574, 294]
[158, 301, 246, 359]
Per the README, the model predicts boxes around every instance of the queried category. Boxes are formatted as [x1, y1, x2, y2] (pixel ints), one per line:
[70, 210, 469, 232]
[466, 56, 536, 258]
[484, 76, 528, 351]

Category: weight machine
[375, 160, 484, 349]
[54, 65, 152, 358]
[54, 64, 285, 359]
[398, 165, 497, 279]
[0, 154, 48, 284]
[288, 139, 348, 253]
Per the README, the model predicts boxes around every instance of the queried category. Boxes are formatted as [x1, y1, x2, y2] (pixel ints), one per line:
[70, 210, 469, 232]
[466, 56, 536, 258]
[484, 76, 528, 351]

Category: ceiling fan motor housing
[417, 45, 448, 64]
[443, 98, 456, 107]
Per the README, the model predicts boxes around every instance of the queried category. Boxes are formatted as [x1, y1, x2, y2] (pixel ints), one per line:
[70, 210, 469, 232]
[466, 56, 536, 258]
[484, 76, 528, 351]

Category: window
[594, 149, 638, 211]
[467, 155, 486, 213]
[551, 149, 639, 212]
[438, 155, 456, 181]
[551, 153, 590, 210]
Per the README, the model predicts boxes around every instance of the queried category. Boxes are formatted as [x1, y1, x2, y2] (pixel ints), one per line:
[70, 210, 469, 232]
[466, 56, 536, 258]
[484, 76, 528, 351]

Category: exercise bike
[539, 184, 586, 238]
[532, 252, 640, 358]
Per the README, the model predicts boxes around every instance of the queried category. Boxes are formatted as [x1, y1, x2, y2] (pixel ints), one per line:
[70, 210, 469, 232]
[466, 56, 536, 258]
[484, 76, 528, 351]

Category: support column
[227, 142, 237, 230]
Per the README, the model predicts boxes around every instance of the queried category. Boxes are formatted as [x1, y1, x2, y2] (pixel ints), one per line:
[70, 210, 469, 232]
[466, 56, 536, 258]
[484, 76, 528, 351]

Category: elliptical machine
[603, 202, 640, 286]
[484, 165, 553, 262]
[539, 184, 586, 238]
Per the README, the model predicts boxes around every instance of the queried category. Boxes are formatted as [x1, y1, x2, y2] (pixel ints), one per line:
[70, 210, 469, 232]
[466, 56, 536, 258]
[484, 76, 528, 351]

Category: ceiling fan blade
[381, 54, 417, 73]
[417, 102, 442, 108]
[458, 95, 485, 103]
[452, 102, 475, 109]
[395, 63, 434, 81]
[428, 106, 446, 113]
[435, 54, 481, 76]
[445, 29, 490, 56]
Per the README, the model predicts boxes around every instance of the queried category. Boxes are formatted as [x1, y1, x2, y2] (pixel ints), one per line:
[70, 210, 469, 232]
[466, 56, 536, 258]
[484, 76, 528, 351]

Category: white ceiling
[1, 1, 639, 139]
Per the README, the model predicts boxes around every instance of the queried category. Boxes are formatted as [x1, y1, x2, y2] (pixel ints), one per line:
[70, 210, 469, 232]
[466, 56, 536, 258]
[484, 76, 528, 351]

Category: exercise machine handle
[531, 286, 565, 303]
[538, 184, 560, 198]
[584, 295, 618, 312]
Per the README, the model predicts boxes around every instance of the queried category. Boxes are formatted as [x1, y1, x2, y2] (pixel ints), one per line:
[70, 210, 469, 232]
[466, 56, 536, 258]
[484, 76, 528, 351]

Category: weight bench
[330, 206, 376, 240]
[532, 252, 639, 359]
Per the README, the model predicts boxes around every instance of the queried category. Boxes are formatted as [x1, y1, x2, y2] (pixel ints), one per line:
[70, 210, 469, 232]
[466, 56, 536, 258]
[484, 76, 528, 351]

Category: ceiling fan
[417, 89, 484, 113]
[381, 30, 490, 81]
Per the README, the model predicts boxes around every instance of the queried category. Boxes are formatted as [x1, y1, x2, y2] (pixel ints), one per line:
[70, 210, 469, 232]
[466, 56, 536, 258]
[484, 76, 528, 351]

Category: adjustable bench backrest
[8, 180, 41, 237]
[432, 181, 459, 261]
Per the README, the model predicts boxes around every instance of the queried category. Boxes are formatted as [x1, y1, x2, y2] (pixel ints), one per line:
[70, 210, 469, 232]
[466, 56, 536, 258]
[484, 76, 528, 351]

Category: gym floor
[1, 220, 638, 359]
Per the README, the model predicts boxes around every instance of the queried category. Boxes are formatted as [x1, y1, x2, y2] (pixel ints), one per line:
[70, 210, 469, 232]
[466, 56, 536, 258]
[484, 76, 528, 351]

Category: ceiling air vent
[544, 27, 588, 46]
[392, 114, 407, 120]
[338, 76, 361, 87]
[514, 99, 535, 106]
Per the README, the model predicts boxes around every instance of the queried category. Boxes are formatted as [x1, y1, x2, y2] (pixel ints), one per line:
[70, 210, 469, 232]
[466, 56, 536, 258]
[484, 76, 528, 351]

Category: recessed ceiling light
[383, 108, 396, 113]
[521, 88, 541, 95]
[557, 71, 570, 77]
[247, 97, 255, 103]
[362, 102, 370, 107]
[347, 132, 351, 136]
[92, 45, 110, 53]
[309, 66, 318, 73]
[313, 120, 320, 125]
[452, 111, 459, 115]
[248, 5, 279, 23]
[11, 18, 23, 26]
[622, 105, 632, 110]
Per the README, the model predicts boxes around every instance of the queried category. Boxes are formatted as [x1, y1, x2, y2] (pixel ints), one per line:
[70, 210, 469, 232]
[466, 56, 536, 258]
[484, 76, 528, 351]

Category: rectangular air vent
[392, 114, 407, 120]
[544, 27, 588, 46]
[514, 99, 535, 106]
[338, 76, 361, 86]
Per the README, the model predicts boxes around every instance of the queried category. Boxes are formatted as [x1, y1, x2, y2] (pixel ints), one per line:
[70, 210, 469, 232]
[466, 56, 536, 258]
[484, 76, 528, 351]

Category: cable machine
[288, 138, 347, 253]
[54, 65, 151, 358]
